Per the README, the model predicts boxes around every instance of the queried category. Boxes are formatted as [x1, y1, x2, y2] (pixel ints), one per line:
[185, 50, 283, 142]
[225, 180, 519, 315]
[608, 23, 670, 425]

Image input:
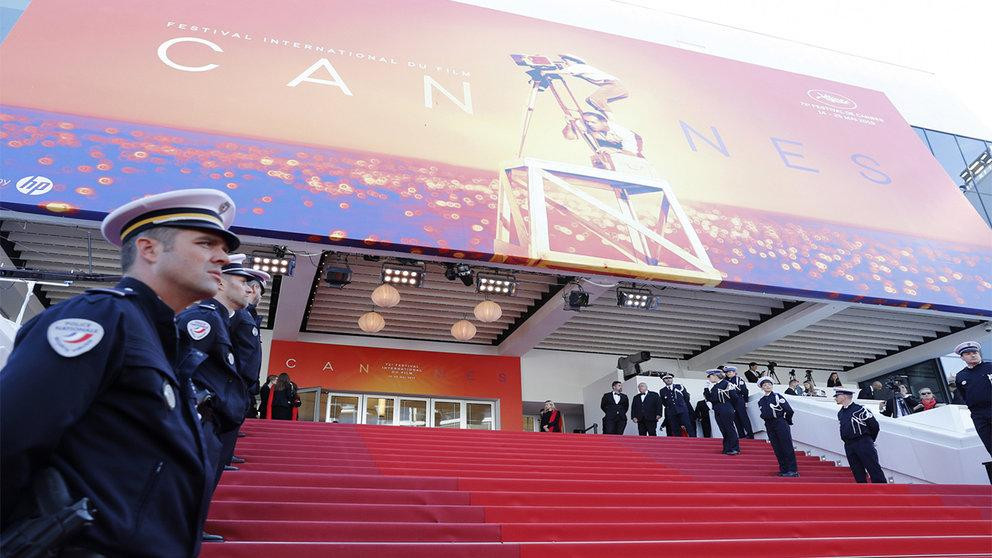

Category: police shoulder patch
[84, 287, 132, 297]
[47, 318, 105, 357]
[187, 319, 211, 340]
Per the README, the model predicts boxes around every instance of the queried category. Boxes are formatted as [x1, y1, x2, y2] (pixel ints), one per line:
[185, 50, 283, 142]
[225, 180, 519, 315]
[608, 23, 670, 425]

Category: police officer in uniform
[724, 365, 755, 439]
[177, 256, 254, 542]
[659, 372, 694, 437]
[756, 376, 799, 477]
[233, 264, 269, 423]
[704, 369, 740, 455]
[953, 341, 992, 457]
[1, 189, 238, 557]
[834, 388, 886, 483]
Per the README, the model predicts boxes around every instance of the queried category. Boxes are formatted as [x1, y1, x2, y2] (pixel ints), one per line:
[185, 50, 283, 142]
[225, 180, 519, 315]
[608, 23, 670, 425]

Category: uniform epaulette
[85, 287, 134, 297]
[197, 303, 217, 310]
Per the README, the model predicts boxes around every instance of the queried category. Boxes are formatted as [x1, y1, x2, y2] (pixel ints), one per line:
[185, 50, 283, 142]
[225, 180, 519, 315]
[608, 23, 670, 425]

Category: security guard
[177, 256, 254, 542]
[704, 368, 740, 455]
[953, 341, 991, 457]
[227, 257, 269, 457]
[659, 372, 694, 437]
[834, 387, 886, 483]
[0, 189, 238, 557]
[724, 365, 755, 439]
[756, 376, 799, 477]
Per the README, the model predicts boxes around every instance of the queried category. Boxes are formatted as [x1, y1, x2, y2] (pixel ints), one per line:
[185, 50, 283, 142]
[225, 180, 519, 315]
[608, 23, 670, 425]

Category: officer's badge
[162, 381, 176, 410]
[227, 352, 235, 366]
[187, 320, 211, 340]
[47, 319, 104, 357]
[252, 327, 259, 337]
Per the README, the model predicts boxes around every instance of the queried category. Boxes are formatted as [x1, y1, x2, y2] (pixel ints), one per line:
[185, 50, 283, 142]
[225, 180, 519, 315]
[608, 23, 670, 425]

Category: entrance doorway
[324, 392, 497, 430]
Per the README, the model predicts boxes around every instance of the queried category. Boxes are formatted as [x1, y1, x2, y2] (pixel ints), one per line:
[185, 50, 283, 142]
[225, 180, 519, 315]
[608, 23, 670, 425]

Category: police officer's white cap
[833, 388, 855, 397]
[661, 372, 675, 380]
[229, 254, 271, 288]
[222, 254, 257, 280]
[724, 366, 737, 372]
[101, 188, 239, 250]
[705, 369, 722, 377]
[757, 376, 774, 386]
[954, 341, 981, 356]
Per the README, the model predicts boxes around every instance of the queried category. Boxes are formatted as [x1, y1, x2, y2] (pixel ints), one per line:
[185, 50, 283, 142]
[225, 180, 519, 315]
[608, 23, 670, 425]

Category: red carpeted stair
[200, 420, 992, 557]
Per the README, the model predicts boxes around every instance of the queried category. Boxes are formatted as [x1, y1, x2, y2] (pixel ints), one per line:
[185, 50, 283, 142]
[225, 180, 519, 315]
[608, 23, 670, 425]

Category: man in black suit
[744, 362, 761, 384]
[784, 379, 803, 396]
[630, 382, 661, 436]
[858, 381, 883, 400]
[600, 380, 629, 435]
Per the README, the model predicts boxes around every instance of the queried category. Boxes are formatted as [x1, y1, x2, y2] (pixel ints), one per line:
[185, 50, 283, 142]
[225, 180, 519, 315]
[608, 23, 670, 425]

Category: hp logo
[15, 176, 54, 196]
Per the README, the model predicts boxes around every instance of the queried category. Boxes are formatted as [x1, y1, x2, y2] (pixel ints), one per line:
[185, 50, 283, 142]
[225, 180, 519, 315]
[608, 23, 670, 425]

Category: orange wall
[269, 340, 522, 430]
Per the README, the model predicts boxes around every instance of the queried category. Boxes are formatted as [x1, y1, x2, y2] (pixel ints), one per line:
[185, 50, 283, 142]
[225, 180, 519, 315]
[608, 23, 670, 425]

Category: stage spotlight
[563, 289, 590, 311]
[381, 262, 426, 287]
[323, 264, 352, 289]
[616, 286, 663, 310]
[475, 272, 517, 296]
[248, 248, 296, 276]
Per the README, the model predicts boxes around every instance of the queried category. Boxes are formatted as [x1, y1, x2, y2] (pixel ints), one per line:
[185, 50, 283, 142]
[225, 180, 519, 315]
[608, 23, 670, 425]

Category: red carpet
[200, 420, 992, 557]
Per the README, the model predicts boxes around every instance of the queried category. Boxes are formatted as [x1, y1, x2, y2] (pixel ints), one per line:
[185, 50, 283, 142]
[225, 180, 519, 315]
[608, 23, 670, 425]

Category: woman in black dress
[539, 400, 563, 433]
[827, 372, 843, 387]
[266, 373, 299, 420]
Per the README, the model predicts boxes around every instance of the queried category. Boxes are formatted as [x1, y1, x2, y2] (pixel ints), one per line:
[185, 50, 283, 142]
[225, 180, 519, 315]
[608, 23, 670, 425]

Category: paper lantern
[371, 283, 401, 308]
[451, 319, 477, 341]
[473, 300, 502, 323]
[358, 311, 385, 333]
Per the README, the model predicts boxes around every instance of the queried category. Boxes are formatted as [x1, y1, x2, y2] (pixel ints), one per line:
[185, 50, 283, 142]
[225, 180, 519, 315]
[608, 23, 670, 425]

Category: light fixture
[473, 300, 502, 322]
[563, 289, 590, 311]
[444, 262, 473, 287]
[616, 286, 663, 310]
[248, 248, 296, 276]
[323, 263, 352, 289]
[451, 319, 477, 341]
[475, 272, 517, 296]
[381, 262, 425, 287]
[371, 283, 401, 308]
[358, 311, 385, 333]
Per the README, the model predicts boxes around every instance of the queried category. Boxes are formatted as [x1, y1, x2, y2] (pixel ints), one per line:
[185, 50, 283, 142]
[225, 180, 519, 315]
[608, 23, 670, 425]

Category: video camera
[510, 54, 564, 71]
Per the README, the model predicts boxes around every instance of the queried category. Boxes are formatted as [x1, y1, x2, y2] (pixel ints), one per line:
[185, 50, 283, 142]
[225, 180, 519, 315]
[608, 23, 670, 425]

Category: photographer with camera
[879, 380, 920, 418]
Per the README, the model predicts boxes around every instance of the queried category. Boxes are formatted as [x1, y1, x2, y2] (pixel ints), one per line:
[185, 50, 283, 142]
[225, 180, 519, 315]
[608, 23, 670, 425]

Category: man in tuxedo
[630, 382, 661, 436]
[785, 379, 803, 396]
[858, 381, 883, 400]
[600, 380, 629, 435]
[744, 362, 761, 384]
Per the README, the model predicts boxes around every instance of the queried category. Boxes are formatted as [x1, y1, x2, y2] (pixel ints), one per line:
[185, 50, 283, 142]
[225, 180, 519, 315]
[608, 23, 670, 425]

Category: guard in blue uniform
[0, 189, 239, 557]
[953, 341, 992, 457]
[834, 388, 886, 483]
[724, 365, 755, 439]
[659, 372, 694, 437]
[177, 259, 253, 542]
[704, 368, 740, 455]
[756, 376, 798, 477]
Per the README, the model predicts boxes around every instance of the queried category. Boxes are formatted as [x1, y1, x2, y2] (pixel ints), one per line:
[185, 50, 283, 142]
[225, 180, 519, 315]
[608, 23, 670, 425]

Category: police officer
[704, 369, 740, 455]
[227, 258, 270, 454]
[724, 365, 755, 439]
[953, 341, 991, 457]
[756, 376, 799, 477]
[177, 255, 254, 542]
[1, 189, 238, 557]
[834, 388, 886, 483]
[659, 372, 694, 437]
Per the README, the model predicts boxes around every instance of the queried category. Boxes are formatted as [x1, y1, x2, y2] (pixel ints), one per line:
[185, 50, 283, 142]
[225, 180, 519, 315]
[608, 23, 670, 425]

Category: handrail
[574, 423, 598, 434]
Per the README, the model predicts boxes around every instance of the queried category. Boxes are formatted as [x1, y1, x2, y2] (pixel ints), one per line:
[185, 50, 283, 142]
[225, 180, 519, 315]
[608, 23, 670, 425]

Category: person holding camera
[757, 377, 799, 477]
[953, 341, 992, 456]
[879, 382, 920, 418]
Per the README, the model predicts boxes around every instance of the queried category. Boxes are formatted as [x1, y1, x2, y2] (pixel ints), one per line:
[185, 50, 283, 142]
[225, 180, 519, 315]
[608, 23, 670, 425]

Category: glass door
[398, 397, 429, 427]
[325, 393, 361, 423]
[365, 395, 396, 426]
[466, 402, 495, 430]
[432, 399, 464, 428]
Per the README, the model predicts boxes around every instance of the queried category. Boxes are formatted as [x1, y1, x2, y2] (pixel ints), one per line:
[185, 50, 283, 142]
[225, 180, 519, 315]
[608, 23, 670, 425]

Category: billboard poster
[268, 341, 522, 430]
[1, 0, 989, 315]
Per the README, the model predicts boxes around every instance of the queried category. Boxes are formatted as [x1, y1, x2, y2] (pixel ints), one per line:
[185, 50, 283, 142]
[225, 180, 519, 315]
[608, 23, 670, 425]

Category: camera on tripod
[510, 54, 563, 71]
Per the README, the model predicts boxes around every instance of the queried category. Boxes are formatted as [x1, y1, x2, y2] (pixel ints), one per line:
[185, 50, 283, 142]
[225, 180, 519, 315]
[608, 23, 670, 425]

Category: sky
[617, 0, 992, 137]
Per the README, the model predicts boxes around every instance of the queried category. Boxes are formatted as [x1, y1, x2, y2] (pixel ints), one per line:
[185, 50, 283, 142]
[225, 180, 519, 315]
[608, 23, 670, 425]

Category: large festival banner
[268, 341, 522, 430]
[1, 0, 989, 314]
